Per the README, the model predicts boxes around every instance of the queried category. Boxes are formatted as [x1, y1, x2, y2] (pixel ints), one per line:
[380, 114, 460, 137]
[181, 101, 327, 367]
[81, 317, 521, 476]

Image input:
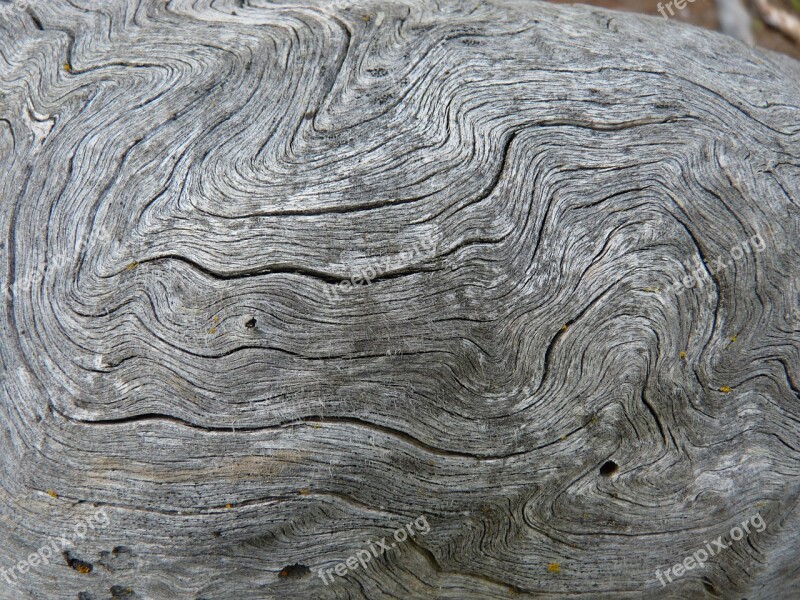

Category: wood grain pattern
[1, 1, 799, 598]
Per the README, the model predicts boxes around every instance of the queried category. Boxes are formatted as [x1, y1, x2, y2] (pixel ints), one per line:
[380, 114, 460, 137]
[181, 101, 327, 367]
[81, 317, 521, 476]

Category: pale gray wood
[0, 1, 799, 599]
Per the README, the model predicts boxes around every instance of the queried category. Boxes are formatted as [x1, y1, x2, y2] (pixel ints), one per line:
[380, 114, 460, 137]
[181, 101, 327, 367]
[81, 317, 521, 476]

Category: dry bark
[1, 1, 799, 599]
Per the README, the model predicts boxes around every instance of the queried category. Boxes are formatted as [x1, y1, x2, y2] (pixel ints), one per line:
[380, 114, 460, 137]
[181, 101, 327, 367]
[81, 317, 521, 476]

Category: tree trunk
[0, 1, 798, 599]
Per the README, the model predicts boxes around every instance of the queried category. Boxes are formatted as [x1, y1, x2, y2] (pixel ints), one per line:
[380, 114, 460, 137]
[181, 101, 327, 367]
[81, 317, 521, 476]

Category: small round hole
[599, 460, 618, 477]
[244, 317, 256, 328]
[278, 563, 310, 578]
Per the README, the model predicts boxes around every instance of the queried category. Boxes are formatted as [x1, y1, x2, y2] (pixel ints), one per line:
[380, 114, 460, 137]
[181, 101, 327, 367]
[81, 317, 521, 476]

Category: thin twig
[753, 0, 800, 44]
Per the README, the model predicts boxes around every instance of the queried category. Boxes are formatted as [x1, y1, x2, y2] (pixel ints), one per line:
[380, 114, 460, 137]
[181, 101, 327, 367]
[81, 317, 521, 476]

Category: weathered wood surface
[1, 0, 799, 598]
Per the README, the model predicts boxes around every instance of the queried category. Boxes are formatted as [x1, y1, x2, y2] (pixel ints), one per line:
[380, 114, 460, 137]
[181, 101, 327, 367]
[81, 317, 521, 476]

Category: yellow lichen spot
[560, 324, 568, 332]
[299, 488, 309, 496]
[547, 563, 560, 573]
[75, 564, 91, 574]
[213, 315, 220, 324]
[63, 63, 71, 72]
[730, 335, 737, 343]
[719, 386, 732, 393]
[560, 435, 567, 441]
[361, 14, 371, 22]
[225, 503, 232, 509]
[46, 490, 58, 499]
[209, 327, 217, 334]
[125, 261, 139, 271]
[679, 351, 686, 360]
[310, 423, 322, 429]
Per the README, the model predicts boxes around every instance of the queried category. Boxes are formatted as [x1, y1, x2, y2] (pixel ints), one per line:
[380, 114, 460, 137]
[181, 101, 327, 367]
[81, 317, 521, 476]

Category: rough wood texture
[1, 1, 799, 599]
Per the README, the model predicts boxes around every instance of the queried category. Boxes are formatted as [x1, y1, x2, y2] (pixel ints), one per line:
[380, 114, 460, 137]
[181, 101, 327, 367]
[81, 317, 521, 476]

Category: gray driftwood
[1, 1, 799, 599]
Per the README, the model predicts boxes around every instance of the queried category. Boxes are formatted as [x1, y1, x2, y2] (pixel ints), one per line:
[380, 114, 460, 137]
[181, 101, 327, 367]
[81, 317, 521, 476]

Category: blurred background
[547, 0, 800, 57]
